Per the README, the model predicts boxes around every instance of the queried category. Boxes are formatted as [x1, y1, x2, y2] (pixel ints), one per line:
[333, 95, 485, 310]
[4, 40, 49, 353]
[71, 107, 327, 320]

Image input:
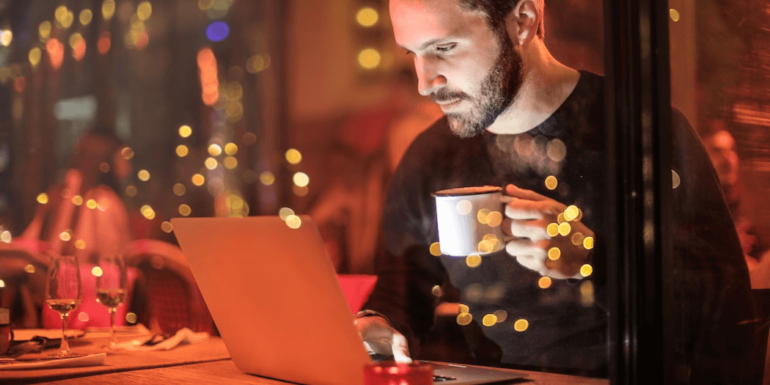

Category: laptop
[172, 216, 527, 385]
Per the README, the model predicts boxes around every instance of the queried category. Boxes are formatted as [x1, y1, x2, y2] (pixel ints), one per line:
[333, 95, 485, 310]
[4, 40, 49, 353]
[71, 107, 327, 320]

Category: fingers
[356, 316, 412, 362]
[505, 238, 547, 259]
[505, 184, 548, 202]
[503, 218, 550, 241]
[391, 332, 412, 364]
[505, 197, 544, 220]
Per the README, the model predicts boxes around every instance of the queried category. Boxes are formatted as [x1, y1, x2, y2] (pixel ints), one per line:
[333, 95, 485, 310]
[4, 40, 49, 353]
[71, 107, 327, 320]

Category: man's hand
[354, 315, 412, 363]
[502, 183, 594, 279]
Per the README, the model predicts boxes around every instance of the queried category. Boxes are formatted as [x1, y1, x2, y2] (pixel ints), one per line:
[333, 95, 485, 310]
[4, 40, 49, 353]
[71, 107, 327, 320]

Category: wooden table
[1, 333, 609, 384]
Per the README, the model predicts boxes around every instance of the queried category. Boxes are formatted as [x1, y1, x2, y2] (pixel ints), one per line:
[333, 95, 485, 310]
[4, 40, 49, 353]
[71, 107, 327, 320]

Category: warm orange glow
[514, 319, 529, 332]
[544, 175, 558, 190]
[430, 242, 441, 257]
[46, 38, 64, 70]
[538, 276, 552, 289]
[482, 314, 497, 327]
[97, 31, 111, 54]
[72, 39, 86, 61]
[197, 48, 219, 106]
[466, 254, 482, 268]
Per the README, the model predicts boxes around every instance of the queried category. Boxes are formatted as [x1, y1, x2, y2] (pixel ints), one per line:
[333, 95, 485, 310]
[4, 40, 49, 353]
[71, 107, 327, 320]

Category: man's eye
[436, 44, 456, 52]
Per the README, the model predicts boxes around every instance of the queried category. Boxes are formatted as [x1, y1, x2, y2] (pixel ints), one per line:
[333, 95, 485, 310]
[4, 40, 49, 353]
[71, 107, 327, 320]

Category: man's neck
[486, 40, 580, 135]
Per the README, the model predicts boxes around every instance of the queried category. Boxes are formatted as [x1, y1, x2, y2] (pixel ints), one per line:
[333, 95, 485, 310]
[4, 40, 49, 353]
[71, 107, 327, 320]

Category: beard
[433, 34, 523, 138]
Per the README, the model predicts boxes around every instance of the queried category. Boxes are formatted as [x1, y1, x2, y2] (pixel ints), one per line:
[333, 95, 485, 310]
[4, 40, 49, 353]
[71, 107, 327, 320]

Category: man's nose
[415, 57, 445, 96]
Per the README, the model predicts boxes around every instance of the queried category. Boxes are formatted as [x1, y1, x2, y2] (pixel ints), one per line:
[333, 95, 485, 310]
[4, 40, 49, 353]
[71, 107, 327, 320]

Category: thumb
[390, 332, 412, 363]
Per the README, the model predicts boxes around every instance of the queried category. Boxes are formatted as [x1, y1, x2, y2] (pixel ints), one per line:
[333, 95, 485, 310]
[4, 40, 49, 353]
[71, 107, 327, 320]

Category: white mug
[433, 186, 506, 257]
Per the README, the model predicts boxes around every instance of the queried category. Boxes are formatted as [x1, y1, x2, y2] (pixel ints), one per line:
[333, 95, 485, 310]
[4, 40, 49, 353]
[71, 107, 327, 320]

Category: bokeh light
[223, 156, 238, 169]
[97, 31, 111, 54]
[466, 254, 482, 268]
[545, 175, 558, 190]
[179, 125, 192, 138]
[278, 207, 294, 220]
[39, 21, 51, 41]
[161, 221, 173, 233]
[141, 205, 156, 220]
[259, 172, 275, 186]
[179, 204, 192, 216]
[72, 195, 83, 205]
[0, 231, 10, 243]
[102, 0, 116, 20]
[224, 143, 238, 155]
[80, 9, 93, 25]
[358, 48, 381, 69]
[192, 174, 205, 186]
[514, 319, 529, 332]
[456, 313, 472, 326]
[670, 8, 680, 22]
[558, 222, 571, 236]
[176, 145, 189, 157]
[173, 183, 186, 196]
[580, 264, 593, 277]
[672, 170, 681, 189]
[92, 266, 103, 277]
[482, 314, 497, 327]
[205, 157, 218, 170]
[75, 239, 86, 249]
[137, 170, 151, 181]
[126, 312, 137, 324]
[547, 247, 561, 261]
[0, 29, 12, 47]
[59, 231, 72, 242]
[126, 185, 138, 197]
[546, 223, 559, 237]
[29, 47, 42, 67]
[538, 276, 552, 289]
[293, 172, 309, 187]
[36, 193, 49, 204]
[24, 264, 36, 274]
[429, 242, 442, 256]
[208, 144, 222, 156]
[137, 1, 152, 20]
[86, 199, 98, 209]
[285, 215, 302, 229]
[206, 21, 230, 42]
[456, 200, 472, 216]
[285, 149, 302, 164]
[356, 7, 379, 26]
[583, 236, 595, 250]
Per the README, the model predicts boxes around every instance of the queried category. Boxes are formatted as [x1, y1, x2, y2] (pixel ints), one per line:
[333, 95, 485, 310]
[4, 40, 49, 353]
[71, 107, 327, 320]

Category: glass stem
[60, 313, 70, 354]
[109, 308, 117, 346]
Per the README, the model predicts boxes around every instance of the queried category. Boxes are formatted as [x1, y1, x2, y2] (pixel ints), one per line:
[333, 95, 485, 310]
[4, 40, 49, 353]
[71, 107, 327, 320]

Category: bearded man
[355, 0, 755, 381]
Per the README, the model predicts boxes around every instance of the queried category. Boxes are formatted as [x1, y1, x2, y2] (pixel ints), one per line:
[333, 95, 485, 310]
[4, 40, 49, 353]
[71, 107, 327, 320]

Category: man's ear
[505, 0, 541, 46]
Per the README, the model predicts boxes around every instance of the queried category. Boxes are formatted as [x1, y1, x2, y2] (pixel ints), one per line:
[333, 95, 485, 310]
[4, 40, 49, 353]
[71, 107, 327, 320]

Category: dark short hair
[458, 0, 545, 39]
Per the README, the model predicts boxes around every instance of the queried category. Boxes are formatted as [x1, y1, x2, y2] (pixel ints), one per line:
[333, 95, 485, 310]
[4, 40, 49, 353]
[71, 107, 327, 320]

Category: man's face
[390, 0, 523, 138]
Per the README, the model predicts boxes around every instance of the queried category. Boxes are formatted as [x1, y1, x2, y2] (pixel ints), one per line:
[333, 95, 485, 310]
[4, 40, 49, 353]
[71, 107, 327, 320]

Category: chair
[121, 239, 215, 334]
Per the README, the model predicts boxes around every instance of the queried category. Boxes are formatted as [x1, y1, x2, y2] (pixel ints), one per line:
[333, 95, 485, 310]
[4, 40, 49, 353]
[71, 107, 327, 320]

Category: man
[356, 0, 755, 381]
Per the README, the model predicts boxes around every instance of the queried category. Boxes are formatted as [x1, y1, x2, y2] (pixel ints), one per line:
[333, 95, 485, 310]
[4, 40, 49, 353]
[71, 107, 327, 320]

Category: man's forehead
[389, 0, 486, 49]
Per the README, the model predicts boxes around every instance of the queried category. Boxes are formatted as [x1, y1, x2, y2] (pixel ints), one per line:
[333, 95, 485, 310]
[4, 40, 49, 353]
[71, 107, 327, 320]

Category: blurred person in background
[3, 129, 134, 329]
[702, 125, 769, 270]
[353, 0, 755, 382]
[18, 129, 132, 261]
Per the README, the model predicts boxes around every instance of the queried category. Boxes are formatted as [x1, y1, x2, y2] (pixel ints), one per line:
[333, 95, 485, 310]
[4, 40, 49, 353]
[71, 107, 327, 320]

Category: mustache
[430, 89, 470, 104]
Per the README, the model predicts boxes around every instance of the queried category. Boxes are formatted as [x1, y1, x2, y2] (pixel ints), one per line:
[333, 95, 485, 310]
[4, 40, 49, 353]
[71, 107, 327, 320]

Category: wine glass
[45, 255, 83, 357]
[95, 254, 127, 348]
